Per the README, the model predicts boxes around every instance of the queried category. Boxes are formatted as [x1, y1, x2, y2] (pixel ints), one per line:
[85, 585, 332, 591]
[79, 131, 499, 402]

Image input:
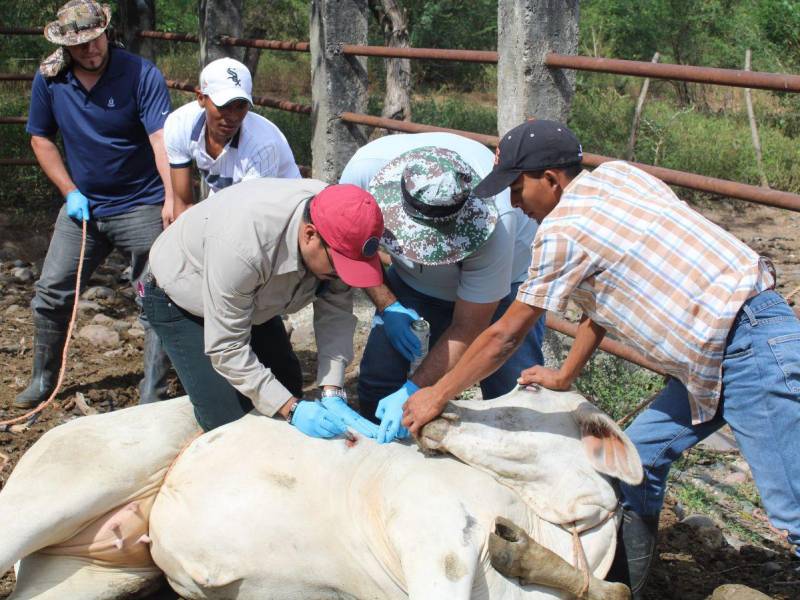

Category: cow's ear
[572, 402, 643, 485]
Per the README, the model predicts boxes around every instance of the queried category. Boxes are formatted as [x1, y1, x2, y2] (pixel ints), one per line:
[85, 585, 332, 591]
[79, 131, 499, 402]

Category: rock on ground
[76, 324, 121, 348]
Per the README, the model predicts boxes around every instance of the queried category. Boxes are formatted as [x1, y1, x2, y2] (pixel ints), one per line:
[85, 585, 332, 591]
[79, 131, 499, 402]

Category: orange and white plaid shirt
[518, 161, 774, 423]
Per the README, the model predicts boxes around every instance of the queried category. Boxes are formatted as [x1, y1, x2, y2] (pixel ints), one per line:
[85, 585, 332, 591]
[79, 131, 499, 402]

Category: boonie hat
[474, 119, 583, 198]
[199, 58, 253, 107]
[310, 184, 384, 288]
[44, 0, 111, 47]
[369, 147, 498, 266]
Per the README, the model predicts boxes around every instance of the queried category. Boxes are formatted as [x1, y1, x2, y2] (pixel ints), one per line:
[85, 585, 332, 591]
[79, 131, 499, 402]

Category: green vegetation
[574, 351, 664, 421]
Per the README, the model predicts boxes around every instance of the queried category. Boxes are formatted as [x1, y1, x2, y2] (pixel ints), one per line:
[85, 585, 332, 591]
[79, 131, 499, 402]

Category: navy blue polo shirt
[27, 48, 171, 218]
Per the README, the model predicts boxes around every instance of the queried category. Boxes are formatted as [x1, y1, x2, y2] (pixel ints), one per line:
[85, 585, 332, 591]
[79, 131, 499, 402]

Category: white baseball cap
[199, 57, 253, 107]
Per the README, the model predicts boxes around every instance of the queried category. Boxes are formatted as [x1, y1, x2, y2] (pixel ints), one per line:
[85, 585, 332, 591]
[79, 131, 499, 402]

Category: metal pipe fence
[339, 112, 800, 212]
[545, 53, 800, 93]
[546, 315, 665, 376]
[0, 159, 37, 166]
[164, 79, 311, 114]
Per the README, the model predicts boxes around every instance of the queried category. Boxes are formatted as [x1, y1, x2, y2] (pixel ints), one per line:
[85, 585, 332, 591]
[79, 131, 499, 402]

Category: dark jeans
[30, 204, 170, 401]
[357, 267, 546, 421]
[33, 204, 161, 322]
[142, 281, 303, 431]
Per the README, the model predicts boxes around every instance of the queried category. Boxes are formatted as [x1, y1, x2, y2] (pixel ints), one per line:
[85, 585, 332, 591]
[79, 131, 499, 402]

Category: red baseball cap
[310, 184, 384, 288]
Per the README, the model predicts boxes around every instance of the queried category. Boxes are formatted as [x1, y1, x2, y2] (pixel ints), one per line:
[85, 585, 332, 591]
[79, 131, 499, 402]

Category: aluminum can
[408, 318, 430, 376]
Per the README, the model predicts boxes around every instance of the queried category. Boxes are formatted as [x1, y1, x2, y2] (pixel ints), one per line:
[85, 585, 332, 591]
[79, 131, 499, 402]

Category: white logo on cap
[107, 97, 115, 108]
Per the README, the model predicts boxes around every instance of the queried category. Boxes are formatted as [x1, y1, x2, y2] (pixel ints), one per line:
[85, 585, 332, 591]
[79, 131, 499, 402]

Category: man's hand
[401, 385, 449, 436]
[320, 396, 378, 439]
[290, 400, 348, 439]
[375, 380, 419, 443]
[161, 195, 175, 229]
[65, 189, 90, 221]
[517, 365, 572, 390]
[377, 301, 421, 362]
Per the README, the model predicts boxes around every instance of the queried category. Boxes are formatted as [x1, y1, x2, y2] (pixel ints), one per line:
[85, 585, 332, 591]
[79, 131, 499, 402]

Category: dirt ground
[1, 198, 799, 599]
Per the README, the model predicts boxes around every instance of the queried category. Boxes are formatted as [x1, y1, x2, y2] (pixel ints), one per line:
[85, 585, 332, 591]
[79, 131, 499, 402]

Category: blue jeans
[31, 204, 170, 402]
[142, 281, 303, 431]
[620, 290, 800, 556]
[357, 267, 545, 420]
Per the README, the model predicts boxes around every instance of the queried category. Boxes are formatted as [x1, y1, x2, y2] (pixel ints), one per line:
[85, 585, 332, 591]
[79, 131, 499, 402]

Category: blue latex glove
[375, 380, 420, 444]
[379, 301, 421, 362]
[320, 396, 378, 439]
[65, 189, 90, 222]
[291, 400, 348, 439]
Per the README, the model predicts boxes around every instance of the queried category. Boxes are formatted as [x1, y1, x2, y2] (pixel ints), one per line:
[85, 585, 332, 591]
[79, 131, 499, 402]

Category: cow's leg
[0, 398, 199, 575]
[490, 517, 631, 600]
[385, 499, 480, 599]
[9, 553, 163, 600]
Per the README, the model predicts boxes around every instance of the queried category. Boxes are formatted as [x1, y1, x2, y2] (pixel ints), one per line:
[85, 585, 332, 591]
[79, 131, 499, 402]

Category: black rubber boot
[138, 327, 171, 404]
[606, 508, 659, 599]
[14, 317, 68, 409]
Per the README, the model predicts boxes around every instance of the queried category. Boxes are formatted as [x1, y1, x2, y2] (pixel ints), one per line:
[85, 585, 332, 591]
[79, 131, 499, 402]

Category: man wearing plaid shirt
[402, 119, 800, 598]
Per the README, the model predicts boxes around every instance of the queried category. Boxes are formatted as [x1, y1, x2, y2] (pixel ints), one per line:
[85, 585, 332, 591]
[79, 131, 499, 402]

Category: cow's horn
[489, 517, 631, 600]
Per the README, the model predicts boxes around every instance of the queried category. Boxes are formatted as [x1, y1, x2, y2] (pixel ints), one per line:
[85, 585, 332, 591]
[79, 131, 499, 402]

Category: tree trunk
[242, 26, 266, 80]
[199, 0, 244, 67]
[369, 0, 411, 139]
[117, 0, 155, 62]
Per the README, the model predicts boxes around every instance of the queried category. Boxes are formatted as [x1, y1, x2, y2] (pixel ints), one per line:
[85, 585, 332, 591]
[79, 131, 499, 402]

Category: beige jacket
[149, 177, 356, 416]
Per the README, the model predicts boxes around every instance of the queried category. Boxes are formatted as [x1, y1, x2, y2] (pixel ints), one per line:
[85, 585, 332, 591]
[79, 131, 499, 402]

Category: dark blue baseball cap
[474, 119, 583, 198]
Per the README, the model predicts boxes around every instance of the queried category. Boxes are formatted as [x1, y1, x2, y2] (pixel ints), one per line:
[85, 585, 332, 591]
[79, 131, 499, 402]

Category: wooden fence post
[118, 0, 155, 62]
[626, 51, 659, 161]
[496, 0, 579, 136]
[744, 49, 769, 189]
[310, 0, 369, 182]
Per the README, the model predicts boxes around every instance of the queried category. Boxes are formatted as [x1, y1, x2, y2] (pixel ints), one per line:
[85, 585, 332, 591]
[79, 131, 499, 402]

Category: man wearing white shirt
[162, 57, 303, 401]
[164, 57, 301, 219]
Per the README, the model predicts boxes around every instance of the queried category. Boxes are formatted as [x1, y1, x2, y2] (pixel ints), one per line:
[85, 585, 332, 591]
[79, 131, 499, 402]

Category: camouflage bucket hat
[44, 0, 111, 46]
[368, 146, 498, 266]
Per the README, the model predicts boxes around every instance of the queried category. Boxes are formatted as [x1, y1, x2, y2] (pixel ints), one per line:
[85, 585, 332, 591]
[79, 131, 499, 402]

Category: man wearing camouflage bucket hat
[18, 0, 175, 409]
[340, 133, 546, 443]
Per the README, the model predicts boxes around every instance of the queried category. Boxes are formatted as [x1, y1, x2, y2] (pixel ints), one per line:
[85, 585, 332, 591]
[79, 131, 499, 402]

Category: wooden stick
[744, 49, 769, 189]
[627, 52, 659, 161]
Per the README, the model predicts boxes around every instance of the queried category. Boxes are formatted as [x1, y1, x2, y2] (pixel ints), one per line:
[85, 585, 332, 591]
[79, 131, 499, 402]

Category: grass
[574, 351, 665, 421]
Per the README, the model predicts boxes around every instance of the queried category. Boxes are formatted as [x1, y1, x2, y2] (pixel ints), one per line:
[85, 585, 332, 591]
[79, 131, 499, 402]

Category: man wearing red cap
[142, 178, 383, 438]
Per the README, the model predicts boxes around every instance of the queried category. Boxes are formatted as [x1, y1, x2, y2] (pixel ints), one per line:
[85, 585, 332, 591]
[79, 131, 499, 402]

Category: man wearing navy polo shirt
[17, 0, 173, 408]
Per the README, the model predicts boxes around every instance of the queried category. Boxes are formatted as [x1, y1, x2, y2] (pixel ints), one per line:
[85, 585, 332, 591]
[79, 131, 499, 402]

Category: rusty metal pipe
[0, 159, 38, 166]
[546, 53, 800, 93]
[0, 27, 43, 35]
[545, 315, 664, 376]
[339, 112, 498, 146]
[217, 35, 309, 52]
[339, 113, 800, 212]
[252, 94, 311, 114]
[0, 117, 27, 124]
[339, 44, 497, 63]
[136, 30, 198, 43]
[582, 153, 800, 212]
[165, 80, 311, 114]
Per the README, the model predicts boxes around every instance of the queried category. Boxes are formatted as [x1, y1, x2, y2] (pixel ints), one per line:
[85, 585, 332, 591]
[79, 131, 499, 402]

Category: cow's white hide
[0, 387, 641, 600]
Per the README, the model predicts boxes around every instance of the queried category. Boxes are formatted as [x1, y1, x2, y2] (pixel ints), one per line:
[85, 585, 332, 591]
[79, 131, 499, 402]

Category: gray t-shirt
[340, 132, 537, 303]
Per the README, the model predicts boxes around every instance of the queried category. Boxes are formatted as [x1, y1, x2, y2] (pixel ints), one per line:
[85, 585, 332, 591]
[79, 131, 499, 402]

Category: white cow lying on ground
[0, 386, 643, 600]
